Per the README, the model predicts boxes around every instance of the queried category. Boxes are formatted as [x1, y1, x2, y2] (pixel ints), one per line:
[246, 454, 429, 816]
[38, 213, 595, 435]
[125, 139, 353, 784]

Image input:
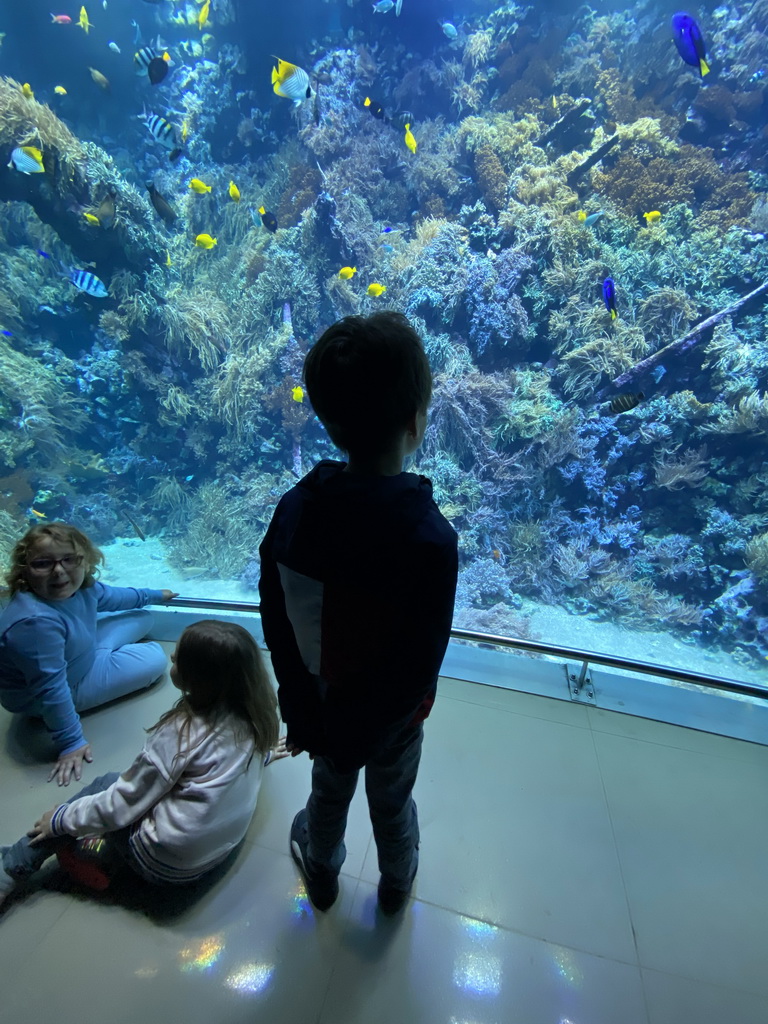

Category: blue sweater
[259, 460, 458, 773]
[0, 582, 164, 755]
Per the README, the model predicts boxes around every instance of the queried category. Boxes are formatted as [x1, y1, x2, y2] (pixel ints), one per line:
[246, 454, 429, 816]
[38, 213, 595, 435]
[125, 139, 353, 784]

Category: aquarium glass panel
[0, 0, 767, 689]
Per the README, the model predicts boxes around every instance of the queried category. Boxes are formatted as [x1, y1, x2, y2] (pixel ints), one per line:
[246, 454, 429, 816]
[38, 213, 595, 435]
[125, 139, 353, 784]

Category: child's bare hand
[49, 743, 93, 786]
[265, 736, 290, 766]
[285, 741, 314, 760]
[160, 590, 179, 602]
[27, 808, 56, 846]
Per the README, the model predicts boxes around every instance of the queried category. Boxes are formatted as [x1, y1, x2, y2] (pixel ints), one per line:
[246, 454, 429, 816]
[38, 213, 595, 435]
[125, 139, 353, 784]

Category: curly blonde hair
[5, 522, 104, 596]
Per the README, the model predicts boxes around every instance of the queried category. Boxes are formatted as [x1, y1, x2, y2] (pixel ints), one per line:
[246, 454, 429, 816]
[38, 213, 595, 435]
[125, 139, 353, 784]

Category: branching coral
[592, 142, 756, 228]
[704, 392, 768, 436]
[745, 531, 768, 582]
[653, 446, 710, 490]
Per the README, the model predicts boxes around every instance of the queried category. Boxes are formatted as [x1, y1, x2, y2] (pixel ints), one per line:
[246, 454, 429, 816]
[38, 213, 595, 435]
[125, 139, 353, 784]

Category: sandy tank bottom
[99, 536, 768, 692]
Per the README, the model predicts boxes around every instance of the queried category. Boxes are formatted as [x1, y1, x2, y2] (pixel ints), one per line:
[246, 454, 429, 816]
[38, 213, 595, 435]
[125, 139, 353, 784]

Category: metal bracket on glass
[565, 661, 595, 704]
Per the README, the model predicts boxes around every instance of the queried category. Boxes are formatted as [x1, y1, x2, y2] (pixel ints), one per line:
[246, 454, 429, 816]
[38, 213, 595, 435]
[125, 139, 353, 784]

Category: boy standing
[259, 312, 458, 913]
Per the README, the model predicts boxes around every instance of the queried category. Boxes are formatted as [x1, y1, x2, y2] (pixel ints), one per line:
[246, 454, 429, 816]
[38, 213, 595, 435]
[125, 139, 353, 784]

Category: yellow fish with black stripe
[271, 56, 311, 107]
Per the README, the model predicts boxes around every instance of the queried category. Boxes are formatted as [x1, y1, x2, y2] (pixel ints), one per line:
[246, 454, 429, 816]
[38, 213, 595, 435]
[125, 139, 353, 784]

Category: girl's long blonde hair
[149, 620, 279, 764]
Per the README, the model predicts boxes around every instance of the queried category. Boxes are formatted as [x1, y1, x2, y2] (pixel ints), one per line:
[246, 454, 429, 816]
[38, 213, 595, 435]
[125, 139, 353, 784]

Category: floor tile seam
[314, 875, 366, 1024]
[583, 723, 647, 1008]
[639, 962, 768, 1000]
[587, 717, 768, 763]
[403, 894, 644, 969]
[436, 690, 593, 730]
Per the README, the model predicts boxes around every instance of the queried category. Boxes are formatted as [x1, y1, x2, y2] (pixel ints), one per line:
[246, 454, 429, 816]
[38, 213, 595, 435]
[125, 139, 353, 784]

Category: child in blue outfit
[259, 311, 458, 914]
[0, 523, 177, 786]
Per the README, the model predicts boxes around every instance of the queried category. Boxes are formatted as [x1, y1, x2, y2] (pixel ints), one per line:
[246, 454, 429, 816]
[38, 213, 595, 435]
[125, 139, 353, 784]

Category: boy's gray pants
[305, 720, 423, 889]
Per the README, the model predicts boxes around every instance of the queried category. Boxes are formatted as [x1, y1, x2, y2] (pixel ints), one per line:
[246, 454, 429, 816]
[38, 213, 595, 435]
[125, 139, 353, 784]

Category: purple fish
[671, 13, 710, 77]
[602, 277, 617, 320]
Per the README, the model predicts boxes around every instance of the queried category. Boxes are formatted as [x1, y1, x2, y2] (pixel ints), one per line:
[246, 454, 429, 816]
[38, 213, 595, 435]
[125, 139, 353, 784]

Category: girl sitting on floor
[0, 522, 177, 786]
[0, 620, 288, 908]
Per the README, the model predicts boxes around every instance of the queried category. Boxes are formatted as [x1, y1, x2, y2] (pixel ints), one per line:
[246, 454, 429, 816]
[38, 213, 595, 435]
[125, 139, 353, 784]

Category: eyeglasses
[27, 554, 84, 575]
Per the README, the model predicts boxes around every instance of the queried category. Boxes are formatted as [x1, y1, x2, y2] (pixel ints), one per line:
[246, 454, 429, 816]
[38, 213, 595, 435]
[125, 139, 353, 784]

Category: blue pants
[306, 720, 423, 889]
[72, 609, 167, 712]
[1, 772, 132, 883]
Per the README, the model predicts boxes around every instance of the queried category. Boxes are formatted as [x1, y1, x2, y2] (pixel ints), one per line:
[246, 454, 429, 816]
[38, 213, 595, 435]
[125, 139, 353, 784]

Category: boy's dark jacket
[259, 460, 458, 773]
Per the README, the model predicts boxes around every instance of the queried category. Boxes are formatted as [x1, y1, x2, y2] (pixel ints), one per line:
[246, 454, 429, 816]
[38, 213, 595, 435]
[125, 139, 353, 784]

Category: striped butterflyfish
[271, 57, 311, 106]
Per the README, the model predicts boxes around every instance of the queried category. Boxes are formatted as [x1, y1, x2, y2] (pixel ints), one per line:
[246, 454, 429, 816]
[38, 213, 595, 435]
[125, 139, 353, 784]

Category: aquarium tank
[0, 0, 767, 688]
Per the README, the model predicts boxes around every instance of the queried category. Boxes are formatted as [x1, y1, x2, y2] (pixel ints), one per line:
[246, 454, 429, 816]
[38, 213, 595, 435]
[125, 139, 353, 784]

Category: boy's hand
[160, 590, 179, 602]
[49, 743, 93, 786]
[27, 808, 57, 846]
[286, 741, 314, 760]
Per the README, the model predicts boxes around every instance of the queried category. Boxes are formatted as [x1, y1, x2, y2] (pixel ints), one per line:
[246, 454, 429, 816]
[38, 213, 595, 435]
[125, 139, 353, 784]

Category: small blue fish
[380, 243, 394, 253]
[671, 13, 710, 77]
[439, 21, 458, 39]
[372, 0, 394, 11]
[749, 69, 765, 83]
[1, 329, 12, 337]
[37, 249, 51, 259]
[185, 474, 194, 481]
[380, 226, 395, 233]
[602, 277, 617, 320]
[584, 211, 604, 227]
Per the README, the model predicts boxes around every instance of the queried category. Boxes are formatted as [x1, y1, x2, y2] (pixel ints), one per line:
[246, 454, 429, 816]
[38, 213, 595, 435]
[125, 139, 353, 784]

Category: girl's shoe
[56, 837, 113, 891]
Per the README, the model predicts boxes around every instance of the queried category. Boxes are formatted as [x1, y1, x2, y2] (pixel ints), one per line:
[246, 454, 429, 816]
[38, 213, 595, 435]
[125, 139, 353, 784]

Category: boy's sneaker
[56, 837, 113, 892]
[377, 876, 414, 915]
[290, 810, 339, 911]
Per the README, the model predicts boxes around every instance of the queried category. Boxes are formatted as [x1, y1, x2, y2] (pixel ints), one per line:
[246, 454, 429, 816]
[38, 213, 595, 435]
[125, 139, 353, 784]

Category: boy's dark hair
[303, 311, 432, 456]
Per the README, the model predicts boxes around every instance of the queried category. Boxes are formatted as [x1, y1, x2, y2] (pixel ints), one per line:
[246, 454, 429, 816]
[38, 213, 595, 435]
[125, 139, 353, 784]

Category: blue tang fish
[602, 277, 617, 320]
[671, 13, 710, 77]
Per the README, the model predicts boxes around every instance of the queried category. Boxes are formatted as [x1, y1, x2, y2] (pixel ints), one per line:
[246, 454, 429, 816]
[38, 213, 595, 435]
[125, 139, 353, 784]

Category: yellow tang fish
[367, 283, 387, 297]
[195, 233, 217, 249]
[77, 5, 92, 33]
[292, 385, 304, 403]
[165, 250, 172, 268]
[576, 210, 587, 221]
[30, 508, 47, 519]
[338, 266, 357, 279]
[54, 85, 67, 95]
[83, 212, 100, 226]
[181, 117, 191, 143]
[228, 181, 240, 202]
[21, 83, 34, 99]
[189, 178, 212, 194]
[198, 0, 210, 31]
[404, 123, 417, 154]
[643, 210, 662, 224]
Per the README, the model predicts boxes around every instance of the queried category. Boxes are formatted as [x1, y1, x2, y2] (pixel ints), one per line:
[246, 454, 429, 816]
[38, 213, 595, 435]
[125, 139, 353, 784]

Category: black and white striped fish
[134, 46, 157, 74]
[140, 111, 179, 151]
[65, 266, 109, 298]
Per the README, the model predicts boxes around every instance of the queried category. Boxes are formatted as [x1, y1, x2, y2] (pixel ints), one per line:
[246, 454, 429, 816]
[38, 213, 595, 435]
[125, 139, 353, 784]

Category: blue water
[0, 0, 767, 686]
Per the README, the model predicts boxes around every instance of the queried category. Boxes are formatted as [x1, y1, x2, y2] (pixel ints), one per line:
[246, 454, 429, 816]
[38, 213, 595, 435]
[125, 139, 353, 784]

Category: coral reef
[0, 1, 767, 670]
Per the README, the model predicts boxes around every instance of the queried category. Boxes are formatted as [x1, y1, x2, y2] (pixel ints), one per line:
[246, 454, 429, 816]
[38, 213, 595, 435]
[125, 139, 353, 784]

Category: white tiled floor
[1, 651, 767, 1024]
